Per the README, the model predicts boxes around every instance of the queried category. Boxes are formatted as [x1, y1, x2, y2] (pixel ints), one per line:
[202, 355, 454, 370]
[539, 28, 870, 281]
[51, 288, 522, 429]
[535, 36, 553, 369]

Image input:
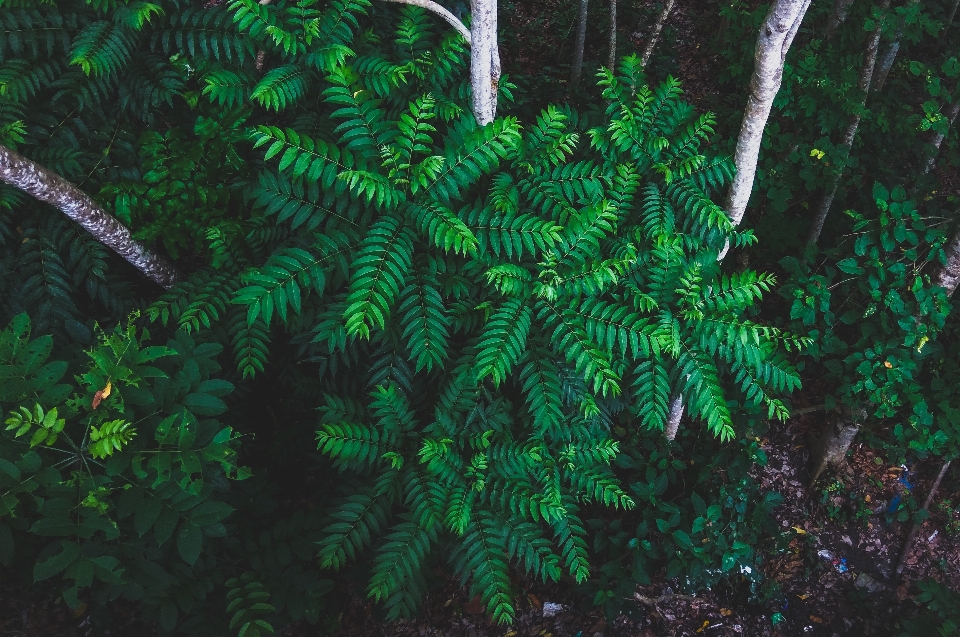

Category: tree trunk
[0, 144, 180, 289]
[931, 222, 960, 296]
[255, 0, 273, 72]
[824, 0, 855, 39]
[807, 0, 890, 247]
[382, 0, 472, 42]
[470, 0, 498, 124]
[640, 0, 676, 68]
[723, 0, 811, 230]
[807, 404, 867, 488]
[571, 0, 590, 90]
[664, 394, 684, 441]
[608, 0, 617, 71]
[940, 0, 959, 45]
[896, 458, 953, 574]
[874, 0, 918, 92]
[669, 0, 810, 437]
[872, 39, 899, 92]
[920, 99, 960, 176]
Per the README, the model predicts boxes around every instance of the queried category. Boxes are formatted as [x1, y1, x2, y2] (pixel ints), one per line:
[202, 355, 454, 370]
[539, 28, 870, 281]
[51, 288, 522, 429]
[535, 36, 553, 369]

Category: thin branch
[0, 144, 181, 288]
[382, 0, 472, 43]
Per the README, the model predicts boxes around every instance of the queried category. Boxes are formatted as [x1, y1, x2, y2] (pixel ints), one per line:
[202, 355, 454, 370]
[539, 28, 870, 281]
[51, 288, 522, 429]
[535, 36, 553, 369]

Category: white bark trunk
[921, 99, 960, 176]
[571, 0, 590, 90]
[664, 394, 684, 441]
[608, 0, 617, 71]
[723, 0, 811, 230]
[824, 0, 855, 39]
[932, 221, 960, 297]
[807, 0, 889, 247]
[874, 0, 917, 92]
[640, 0, 676, 68]
[0, 144, 181, 288]
[382, 0, 472, 43]
[470, 0, 498, 125]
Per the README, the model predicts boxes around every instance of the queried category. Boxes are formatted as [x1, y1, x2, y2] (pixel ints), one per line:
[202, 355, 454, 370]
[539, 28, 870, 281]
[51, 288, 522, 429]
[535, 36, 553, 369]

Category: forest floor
[5, 407, 958, 637]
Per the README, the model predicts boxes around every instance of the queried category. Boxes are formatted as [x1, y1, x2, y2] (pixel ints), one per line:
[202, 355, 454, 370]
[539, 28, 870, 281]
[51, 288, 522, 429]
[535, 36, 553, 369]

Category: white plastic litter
[542, 602, 565, 617]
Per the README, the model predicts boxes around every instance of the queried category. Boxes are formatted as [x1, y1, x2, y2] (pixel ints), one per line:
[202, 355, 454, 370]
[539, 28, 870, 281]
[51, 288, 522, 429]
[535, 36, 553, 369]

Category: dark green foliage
[0, 0, 813, 631]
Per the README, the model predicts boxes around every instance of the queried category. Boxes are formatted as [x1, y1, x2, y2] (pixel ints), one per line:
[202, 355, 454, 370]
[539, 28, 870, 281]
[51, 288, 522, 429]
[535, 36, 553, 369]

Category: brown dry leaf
[896, 585, 909, 601]
[72, 602, 87, 617]
[720, 608, 733, 616]
[463, 595, 484, 615]
[810, 616, 823, 623]
[91, 380, 112, 409]
[528, 593, 542, 610]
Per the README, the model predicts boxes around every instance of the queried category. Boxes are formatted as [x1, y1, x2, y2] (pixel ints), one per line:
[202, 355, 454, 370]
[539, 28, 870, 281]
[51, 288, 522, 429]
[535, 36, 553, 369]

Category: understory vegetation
[1, 0, 960, 634]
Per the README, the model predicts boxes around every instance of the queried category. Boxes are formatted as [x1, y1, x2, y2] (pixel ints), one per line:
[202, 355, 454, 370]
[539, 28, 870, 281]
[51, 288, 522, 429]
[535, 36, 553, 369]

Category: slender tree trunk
[471, 0, 498, 124]
[807, 0, 890, 247]
[0, 144, 180, 288]
[255, 0, 273, 72]
[873, 39, 899, 92]
[664, 394, 684, 441]
[807, 405, 867, 488]
[640, 0, 675, 68]
[723, 0, 811, 232]
[608, 0, 617, 70]
[921, 99, 960, 176]
[666, 0, 810, 438]
[824, 0, 855, 39]
[383, 0, 472, 42]
[940, 0, 959, 45]
[874, 0, 918, 92]
[571, 0, 590, 90]
[931, 223, 960, 296]
[896, 458, 953, 574]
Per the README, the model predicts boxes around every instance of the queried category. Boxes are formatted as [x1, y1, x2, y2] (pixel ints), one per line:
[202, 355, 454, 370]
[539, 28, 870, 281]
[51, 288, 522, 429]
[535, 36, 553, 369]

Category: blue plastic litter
[887, 495, 901, 513]
[835, 558, 849, 574]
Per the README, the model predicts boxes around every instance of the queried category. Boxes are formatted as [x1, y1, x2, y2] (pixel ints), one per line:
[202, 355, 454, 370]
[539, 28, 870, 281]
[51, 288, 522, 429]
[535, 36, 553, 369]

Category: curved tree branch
[0, 144, 181, 289]
[381, 0, 472, 44]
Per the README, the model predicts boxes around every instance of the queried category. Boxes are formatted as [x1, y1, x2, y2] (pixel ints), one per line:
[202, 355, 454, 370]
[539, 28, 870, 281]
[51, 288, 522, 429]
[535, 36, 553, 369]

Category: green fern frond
[70, 20, 135, 77]
[344, 214, 415, 338]
[251, 64, 309, 111]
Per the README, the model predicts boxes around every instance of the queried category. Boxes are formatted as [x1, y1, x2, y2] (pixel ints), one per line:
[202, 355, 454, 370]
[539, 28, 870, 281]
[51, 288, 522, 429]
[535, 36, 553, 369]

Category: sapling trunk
[0, 144, 181, 288]
[824, 0, 855, 39]
[807, 0, 890, 247]
[807, 405, 867, 488]
[470, 0, 498, 124]
[723, 0, 811, 230]
[874, 0, 918, 92]
[667, 0, 810, 438]
[931, 223, 960, 297]
[664, 394, 684, 441]
[608, 0, 617, 71]
[383, 0, 473, 42]
[571, 0, 590, 90]
[640, 0, 675, 67]
[921, 99, 960, 176]
[896, 458, 953, 575]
